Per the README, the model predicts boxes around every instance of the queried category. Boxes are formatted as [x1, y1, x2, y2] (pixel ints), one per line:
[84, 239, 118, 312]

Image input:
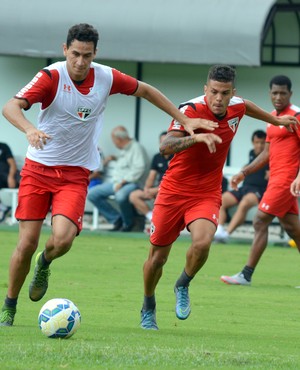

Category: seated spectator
[87, 126, 149, 231]
[129, 132, 172, 229]
[214, 130, 269, 242]
[0, 142, 19, 222]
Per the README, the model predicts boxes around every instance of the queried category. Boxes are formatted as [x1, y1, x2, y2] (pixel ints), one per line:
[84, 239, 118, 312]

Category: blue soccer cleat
[140, 309, 158, 330]
[174, 286, 191, 320]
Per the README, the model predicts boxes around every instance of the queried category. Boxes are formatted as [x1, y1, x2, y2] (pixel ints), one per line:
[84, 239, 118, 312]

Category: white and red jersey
[266, 104, 300, 187]
[15, 61, 138, 170]
[160, 95, 246, 198]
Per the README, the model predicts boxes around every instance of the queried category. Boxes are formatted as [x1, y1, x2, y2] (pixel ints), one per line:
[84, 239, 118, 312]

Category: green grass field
[0, 226, 299, 369]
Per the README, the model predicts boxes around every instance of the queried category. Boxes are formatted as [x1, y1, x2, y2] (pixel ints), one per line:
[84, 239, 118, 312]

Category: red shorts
[150, 191, 221, 246]
[16, 158, 90, 233]
[259, 182, 299, 218]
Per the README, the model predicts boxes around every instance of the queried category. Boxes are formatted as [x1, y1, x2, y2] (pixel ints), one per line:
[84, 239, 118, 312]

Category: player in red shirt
[140, 67, 298, 330]
[0, 23, 220, 327]
[221, 75, 300, 286]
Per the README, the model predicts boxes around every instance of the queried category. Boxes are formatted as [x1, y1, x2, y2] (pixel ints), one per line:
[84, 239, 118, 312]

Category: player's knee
[149, 253, 168, 269]
[191, 238, 210, 255]
[253, 215, 268, 232]
[52, 235, 73, 254]
[16, 239, 39, 261]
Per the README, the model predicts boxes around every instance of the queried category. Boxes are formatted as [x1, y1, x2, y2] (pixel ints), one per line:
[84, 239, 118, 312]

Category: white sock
[146, 211, 153, 221]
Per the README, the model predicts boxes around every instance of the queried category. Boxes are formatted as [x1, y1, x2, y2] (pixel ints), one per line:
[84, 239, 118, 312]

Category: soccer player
[214, 130, 269, 242]
[221, 75, 300, 286]
[140, 66, 297, 330]
[0, 23, 219, 327]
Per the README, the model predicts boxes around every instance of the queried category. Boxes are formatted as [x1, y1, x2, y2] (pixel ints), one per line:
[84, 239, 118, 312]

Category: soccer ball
[38, 298, 81, 339]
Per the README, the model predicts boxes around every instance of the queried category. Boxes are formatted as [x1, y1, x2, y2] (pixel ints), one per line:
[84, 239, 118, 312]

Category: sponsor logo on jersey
[15, 72, 43, 98]
[63, 84, 71, 93]
[227, 117, 239, 132]
[77, 107, 92, 120]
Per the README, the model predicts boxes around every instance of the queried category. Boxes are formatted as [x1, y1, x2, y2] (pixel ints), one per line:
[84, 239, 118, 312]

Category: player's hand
[182, 118, 219, 135]
[230, 172, 245, 191]
[290, 177, 300, 197]
[194, 133, 222, 153]
[26, 127, 51, 150]
[275, 115, 298, 132]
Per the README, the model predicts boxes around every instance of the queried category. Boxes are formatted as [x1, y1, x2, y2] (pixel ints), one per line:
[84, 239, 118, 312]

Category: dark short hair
[66, 23, 99, 52]
[269, 75, 292, 91]
[160, 131, 168, 137]
[251, 130, 266, 141]
[207, 65, 236, 86]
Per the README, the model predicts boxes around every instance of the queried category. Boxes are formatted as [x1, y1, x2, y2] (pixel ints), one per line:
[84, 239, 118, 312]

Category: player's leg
[226, 192, 259, 234]
[140, 191, 184, 329]
[279, 213, 300, 250]
[143, 243, 172, 296]
[173, 219, 216, 320]
[141, 243, 172, 330]
[246, 210, 274, 268]
[29, 216, 78, 302]
[9, 221, 44, 298]
[44, 215, 78, 259]
[221, 209, 274, 286]
[185, 218, 216, 275]
[29, 174, 87, 302]
[1, 165, 50, 325]
[0, 220, 43, 326]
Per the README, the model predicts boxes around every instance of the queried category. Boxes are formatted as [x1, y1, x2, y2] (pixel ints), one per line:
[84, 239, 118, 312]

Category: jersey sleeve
[15, 69, 58, 110]
[168, 104, 197, 133]
[110, 69, 138, 95]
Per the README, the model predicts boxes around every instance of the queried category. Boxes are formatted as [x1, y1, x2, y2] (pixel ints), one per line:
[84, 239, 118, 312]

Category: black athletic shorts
[230, 184, 266, 202]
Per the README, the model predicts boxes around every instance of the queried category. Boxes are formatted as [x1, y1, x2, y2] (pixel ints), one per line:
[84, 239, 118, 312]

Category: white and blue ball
[38, 298, 81, 339]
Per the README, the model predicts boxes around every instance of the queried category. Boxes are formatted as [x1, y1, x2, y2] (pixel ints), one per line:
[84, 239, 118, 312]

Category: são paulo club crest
[77, 107, 92, 120]
[227, 117, 239, 132]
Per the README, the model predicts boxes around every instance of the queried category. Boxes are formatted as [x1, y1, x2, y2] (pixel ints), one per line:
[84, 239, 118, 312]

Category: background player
[221, 75, 300, 286]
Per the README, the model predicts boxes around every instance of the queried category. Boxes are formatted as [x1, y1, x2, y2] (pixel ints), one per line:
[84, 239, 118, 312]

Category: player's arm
[230, 143, 270, 190]
[2, 98, 51, 150]
[133, 81, 219, 135]
[2, 70, 55, 149]
[244, 99, 297, 128]
[160, 130, 222, 155]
